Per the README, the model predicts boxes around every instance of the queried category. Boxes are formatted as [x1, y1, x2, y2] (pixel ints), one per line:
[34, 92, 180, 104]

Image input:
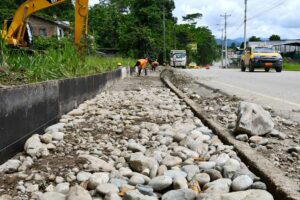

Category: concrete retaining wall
[0, 69, 121, 164]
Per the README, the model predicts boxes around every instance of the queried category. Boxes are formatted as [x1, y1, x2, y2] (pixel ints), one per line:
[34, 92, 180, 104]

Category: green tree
[182, 13, 202, 25]
[269, 34, 281, 41]
[230, 42, 236, 49]
[249, 36, 261, 42]
[0, 0, 74, 24]
[195, 27, 218, 65]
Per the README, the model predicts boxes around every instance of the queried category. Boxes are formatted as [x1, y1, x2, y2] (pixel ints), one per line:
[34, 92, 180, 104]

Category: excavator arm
[2, 0, 88, 47]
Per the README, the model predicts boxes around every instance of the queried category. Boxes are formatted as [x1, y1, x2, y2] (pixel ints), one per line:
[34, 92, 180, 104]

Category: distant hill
[216, 37, 269, 47]
[216, 38, 242, 46]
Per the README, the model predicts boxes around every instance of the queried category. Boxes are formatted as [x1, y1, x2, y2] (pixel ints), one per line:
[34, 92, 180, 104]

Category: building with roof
[248, 40, 300, 60]
[28, 15, 71, 38]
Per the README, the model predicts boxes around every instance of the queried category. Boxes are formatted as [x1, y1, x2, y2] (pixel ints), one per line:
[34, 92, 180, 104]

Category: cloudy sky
[89, 0, 299, 39]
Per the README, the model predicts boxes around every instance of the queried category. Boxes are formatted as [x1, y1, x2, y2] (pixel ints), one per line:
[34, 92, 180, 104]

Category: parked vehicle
[241, 46, 283, 72]
[170, 50, 187, 68]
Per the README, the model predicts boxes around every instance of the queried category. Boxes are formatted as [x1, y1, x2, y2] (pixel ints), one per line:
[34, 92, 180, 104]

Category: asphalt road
[184, 67, 300, 122]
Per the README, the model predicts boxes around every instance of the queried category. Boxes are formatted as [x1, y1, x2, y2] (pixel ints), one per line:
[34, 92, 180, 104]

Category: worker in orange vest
[151, 60, 159, 71]
[135, 58, 149, 76]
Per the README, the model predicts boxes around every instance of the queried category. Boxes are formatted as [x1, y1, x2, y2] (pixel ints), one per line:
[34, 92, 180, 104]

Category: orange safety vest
[138, 59, 148, 69]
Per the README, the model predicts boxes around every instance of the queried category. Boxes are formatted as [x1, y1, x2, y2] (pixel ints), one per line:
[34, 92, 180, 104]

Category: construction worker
[151, 60, 159, 71]
[118, 62, 127, 79]
[117, 62, 123, 69]
[135, 58, 148, 76]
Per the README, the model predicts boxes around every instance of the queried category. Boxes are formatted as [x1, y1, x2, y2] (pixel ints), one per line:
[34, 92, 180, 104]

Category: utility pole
[163, 3, 166, 64]
[221, 13, 231, 69]
[244, 0, 248, 51]
[174, 25, 177, 49]
[219, 28, 224, 68]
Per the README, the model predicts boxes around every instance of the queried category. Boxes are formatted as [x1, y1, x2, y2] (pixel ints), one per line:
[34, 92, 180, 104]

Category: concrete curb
[0, 69, 121, 164]
[160, 69, 300, 200]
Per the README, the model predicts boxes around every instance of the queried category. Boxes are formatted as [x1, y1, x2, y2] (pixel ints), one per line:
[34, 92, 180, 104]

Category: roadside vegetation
[0, 37, 135, 85]
[1, 0, 219, 85]
[283, 62, 300, 71]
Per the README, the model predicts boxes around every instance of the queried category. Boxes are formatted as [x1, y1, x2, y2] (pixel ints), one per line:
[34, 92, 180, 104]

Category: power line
[227, 0, 284, 38]
[247, 0, 284, 21]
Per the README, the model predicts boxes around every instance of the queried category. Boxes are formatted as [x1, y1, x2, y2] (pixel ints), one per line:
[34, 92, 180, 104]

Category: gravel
[0, 74, 273, 199]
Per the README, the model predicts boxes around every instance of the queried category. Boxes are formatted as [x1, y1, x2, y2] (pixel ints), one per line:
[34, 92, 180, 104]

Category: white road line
[202, 80, 300, 108]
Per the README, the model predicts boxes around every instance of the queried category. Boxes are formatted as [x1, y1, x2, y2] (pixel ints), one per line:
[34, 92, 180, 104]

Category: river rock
[0, 195, 13, 200]
[221, 189, 274, 200]
[204, 169, 223, 181]
[173, 176, 188, 189]
[40, 133, 53, 144]
[96, 183, 119, 195]
[124, 190, 158, 200]
[214, 153, 230, 167]
[164, 170, 187, 179]
[55, 182, 70, 194]
[0, 159, 21, 173]
[161, 189, 196, 200]
[79, 155, 115, 172]
[110, 178, 128, 189]
[203, 178, 232, 193]
[235, 102, 274, 136]
[223, 159, 240, 179]
[162, 155, 182, 167]
[24, 134, 43, 157]
[158, 165, 168, 176]
[231, 175, 253, 191]
[51, 132, 64, 141]
[249, 136, 268, 146]
[194, 173, 211, 186]
[251, 181, 267, 190]
[77, 171, 92, 182]
[181, 165, 199, 181]
[187, 141, 208, 154]
[136, 184, 154, 196]
[235, 134, 249, 142]
[127, 143, 146, 153]
[39, 192, 65, 200]
[149, 176, 172, 191]
[105, 193, 122, 200]
[66, 186, 92, 200]
[198, 161, 216, 170]
[88, 172, 109, 189]
[129, 175, 145, 186]
[128, 153, 159, 178]
[45, 123, 65, 133]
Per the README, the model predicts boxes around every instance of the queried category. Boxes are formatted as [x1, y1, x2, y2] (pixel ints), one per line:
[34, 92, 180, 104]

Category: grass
[0, 41, 135, 85]
[283, 62, 300, 71]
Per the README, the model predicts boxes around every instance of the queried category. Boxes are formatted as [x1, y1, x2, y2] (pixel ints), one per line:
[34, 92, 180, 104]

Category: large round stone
[149, 176, 172, 191]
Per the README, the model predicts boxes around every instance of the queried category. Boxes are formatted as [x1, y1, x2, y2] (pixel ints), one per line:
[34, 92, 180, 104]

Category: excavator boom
[2, 0, 89, 47]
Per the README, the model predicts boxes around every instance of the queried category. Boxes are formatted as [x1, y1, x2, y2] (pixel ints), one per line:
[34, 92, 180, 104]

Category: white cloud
[89, 0, 98, 6]
[173, 0, 300, 39]
[88, 0, 299, 39]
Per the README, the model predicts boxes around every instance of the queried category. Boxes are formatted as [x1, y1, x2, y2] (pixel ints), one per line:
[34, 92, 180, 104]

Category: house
[248, 40, 300, 60]
[27, 15, 70, 38]
[248, 40, 300, 54]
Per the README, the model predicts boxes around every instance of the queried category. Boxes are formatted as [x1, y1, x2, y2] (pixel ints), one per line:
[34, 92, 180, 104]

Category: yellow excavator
[1, 0, 89, 48]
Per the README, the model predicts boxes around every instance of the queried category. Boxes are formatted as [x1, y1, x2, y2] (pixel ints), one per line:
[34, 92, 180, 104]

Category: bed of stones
[165, 69, 300, 188]
[0, 88, 274, 200]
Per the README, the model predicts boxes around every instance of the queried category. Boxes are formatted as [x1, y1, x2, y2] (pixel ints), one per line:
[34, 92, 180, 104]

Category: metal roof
[248, 40, 300, 47]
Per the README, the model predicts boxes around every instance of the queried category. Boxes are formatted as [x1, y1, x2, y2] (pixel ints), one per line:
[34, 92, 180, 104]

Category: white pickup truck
[170, 50, 187, 68]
